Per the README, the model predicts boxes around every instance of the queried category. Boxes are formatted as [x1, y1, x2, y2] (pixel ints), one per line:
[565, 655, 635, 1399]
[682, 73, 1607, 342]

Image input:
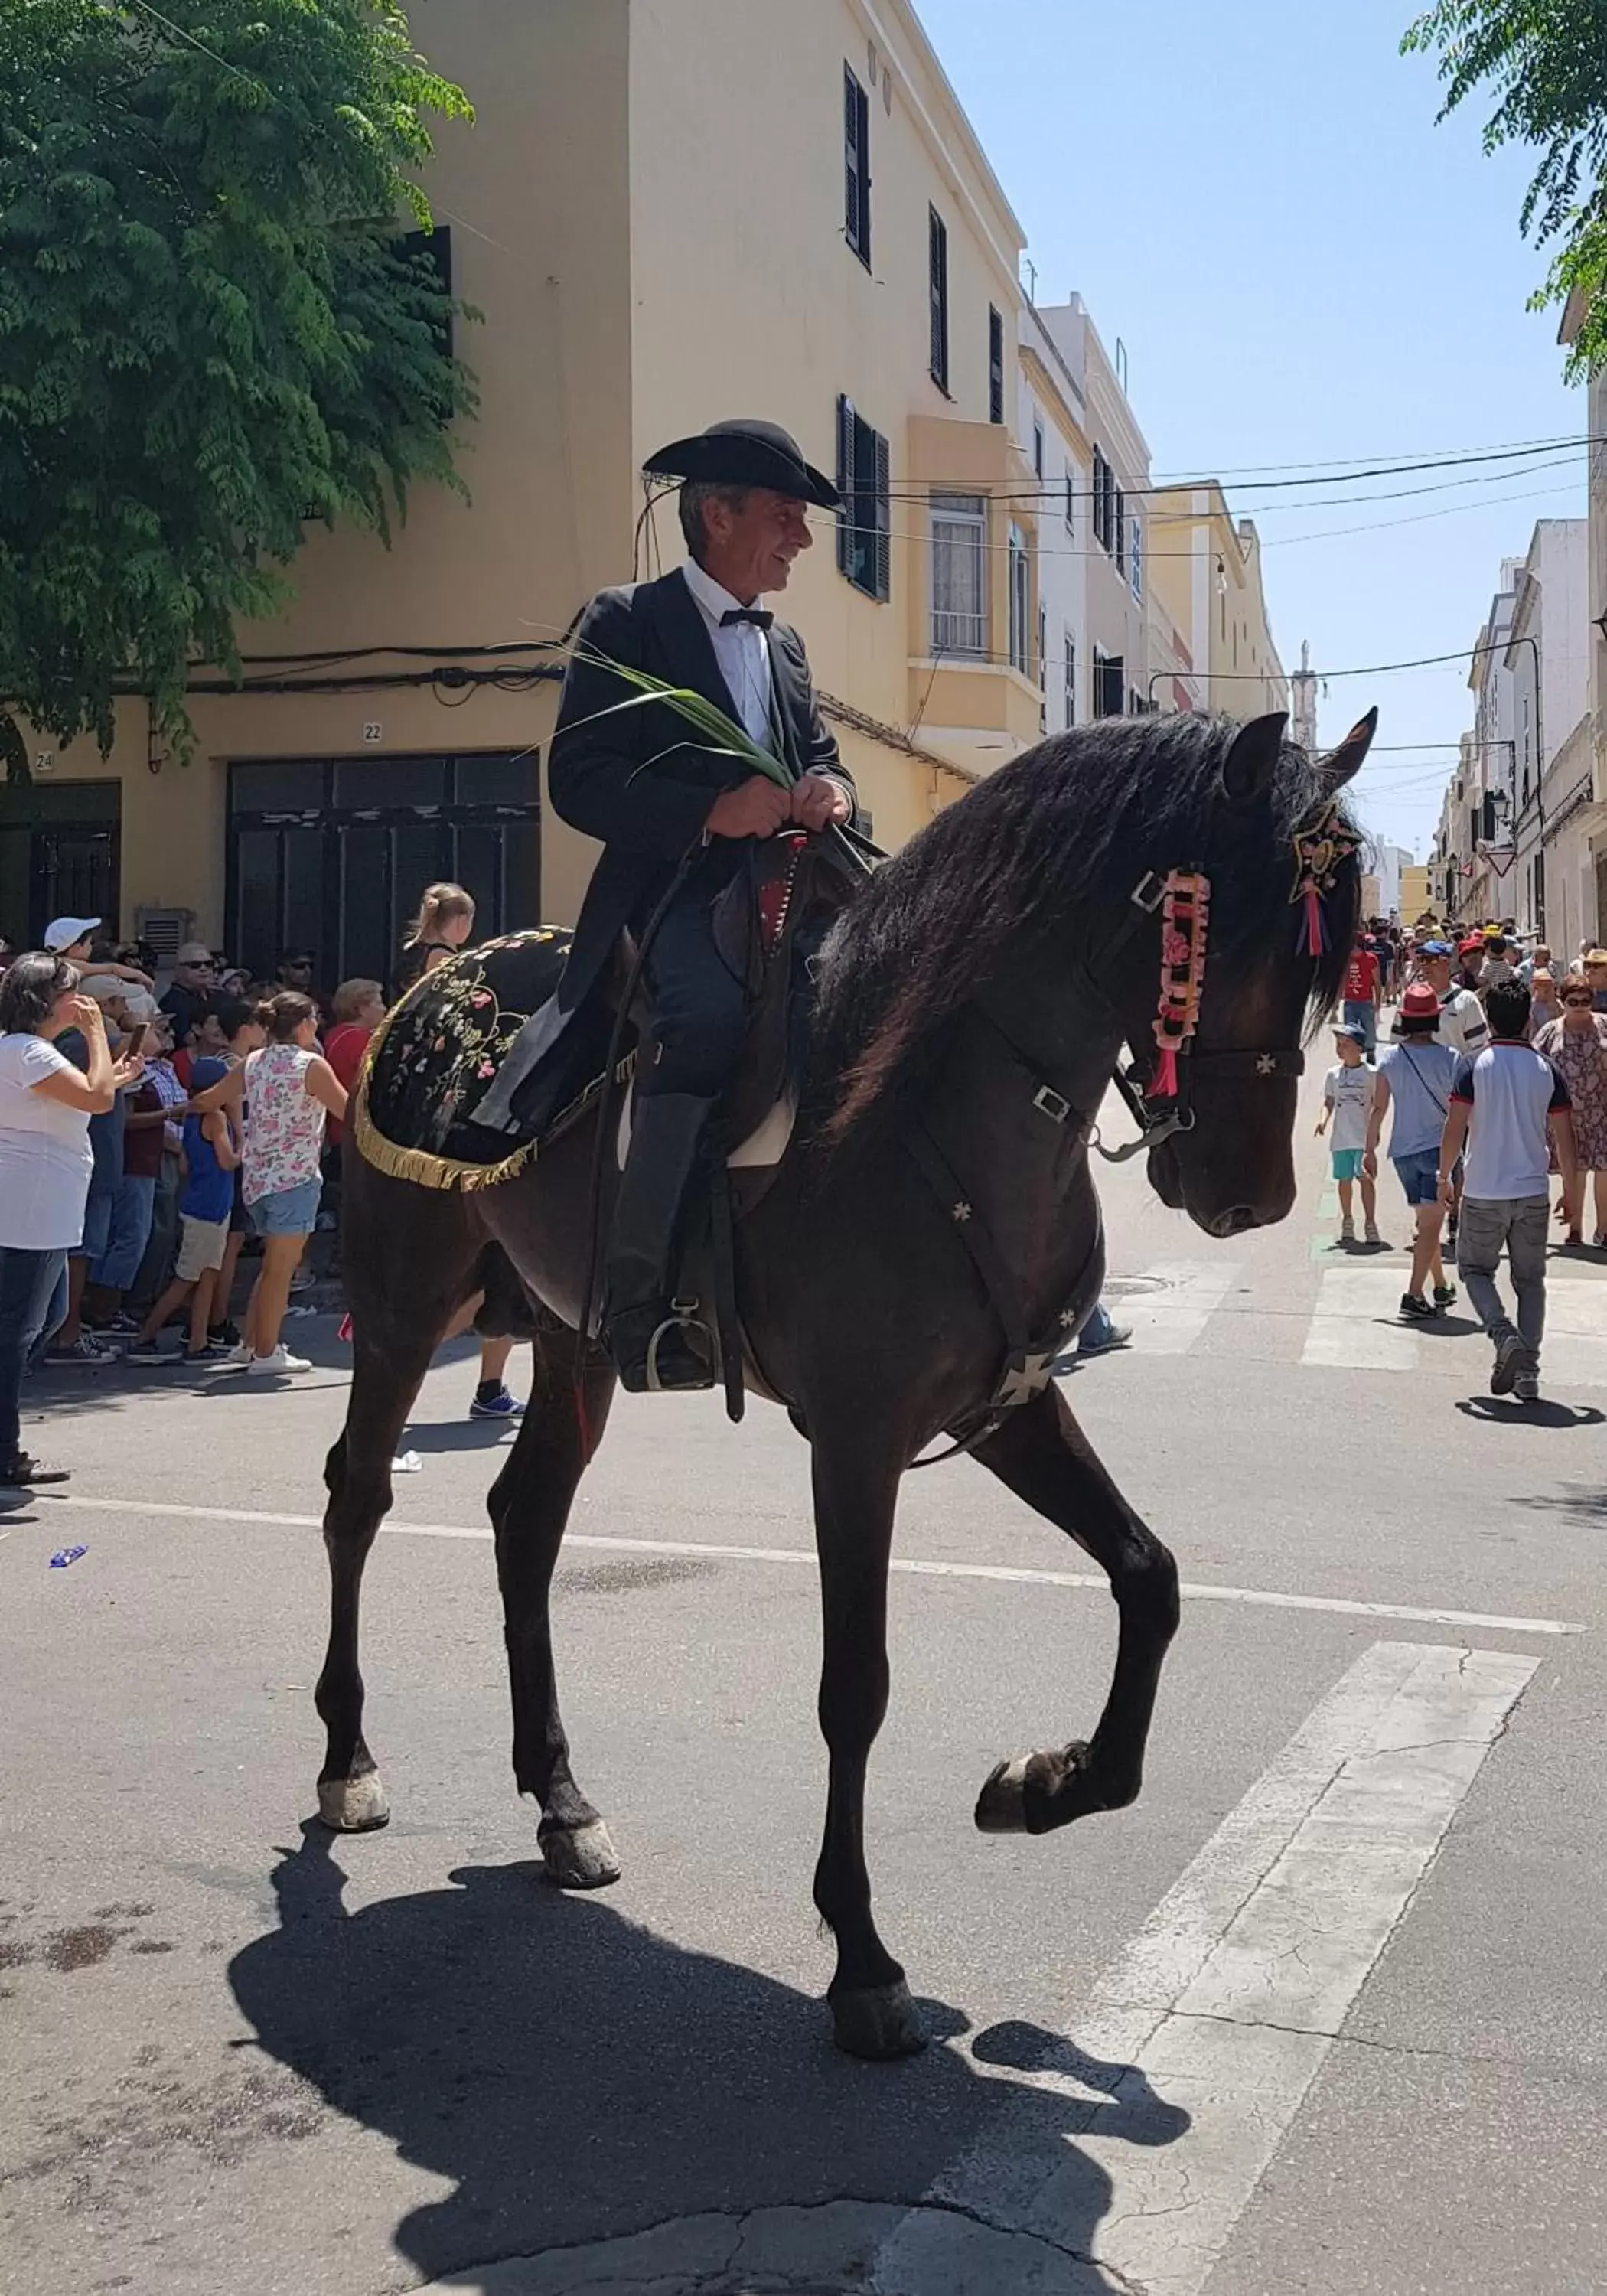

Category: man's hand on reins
[706, 776, 793, 840]
[788, 772, 853, 831]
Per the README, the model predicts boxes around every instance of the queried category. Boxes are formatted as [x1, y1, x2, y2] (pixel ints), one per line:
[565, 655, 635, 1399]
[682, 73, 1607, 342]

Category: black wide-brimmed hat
[643, 417, 841, 510]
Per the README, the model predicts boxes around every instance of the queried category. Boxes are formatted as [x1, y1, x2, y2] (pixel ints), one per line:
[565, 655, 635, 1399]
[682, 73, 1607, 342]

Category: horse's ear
[1220, 712, 1288, 805]
[1324, 706, 1377, 788]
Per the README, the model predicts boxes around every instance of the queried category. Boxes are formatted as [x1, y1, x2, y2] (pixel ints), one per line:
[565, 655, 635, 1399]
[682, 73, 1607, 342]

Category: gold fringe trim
[348, 970, 540, 1195]
[350, 1088, 538, 1192]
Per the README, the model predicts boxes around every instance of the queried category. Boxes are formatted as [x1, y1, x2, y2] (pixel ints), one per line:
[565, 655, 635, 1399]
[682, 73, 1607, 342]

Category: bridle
[1086, 869, 1309, 1166]
[902, 799, 1358, 1467]
[1087, 793, 1364, 1159]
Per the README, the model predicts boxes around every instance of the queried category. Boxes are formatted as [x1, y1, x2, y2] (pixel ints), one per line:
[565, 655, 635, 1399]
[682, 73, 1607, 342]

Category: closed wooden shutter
[928, 208, 948, 389]
[836, 394, 857, 579]
[844, 69, 871, 262]
[872, 426, 891, 601]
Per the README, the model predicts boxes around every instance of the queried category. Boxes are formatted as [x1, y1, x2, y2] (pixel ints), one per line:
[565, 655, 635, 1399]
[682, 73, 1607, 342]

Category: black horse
[315, 706, 1371, 2059]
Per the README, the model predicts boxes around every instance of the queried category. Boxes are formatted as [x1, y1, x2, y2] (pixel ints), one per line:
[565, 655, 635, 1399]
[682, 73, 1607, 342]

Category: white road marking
[22, 1492, 1586, 1634]
[1119, 1260, 1241, 1355]
[1301, 1266, 1607, 1383]
[1301, 1266, 1420, 1371]
[874, 1640, 1537, 2296]
[1536, 1280, 1607, 1386]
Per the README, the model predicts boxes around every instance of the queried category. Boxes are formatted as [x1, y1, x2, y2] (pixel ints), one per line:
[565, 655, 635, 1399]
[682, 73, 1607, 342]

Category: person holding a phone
[86, 992, 165, 1331]
[45, 975, 148, 1358]
[0, 953, 144, 1485]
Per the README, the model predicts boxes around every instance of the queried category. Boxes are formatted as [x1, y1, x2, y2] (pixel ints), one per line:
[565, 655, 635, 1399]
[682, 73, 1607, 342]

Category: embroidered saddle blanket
[353, 833, 864, 1194]
[354, 928, 611, 1192]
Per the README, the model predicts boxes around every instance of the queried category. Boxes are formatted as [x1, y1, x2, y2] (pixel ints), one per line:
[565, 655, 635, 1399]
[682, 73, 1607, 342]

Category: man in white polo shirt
[1438, 977, 1577, 1401]
[1396, 940, 1489, 1057]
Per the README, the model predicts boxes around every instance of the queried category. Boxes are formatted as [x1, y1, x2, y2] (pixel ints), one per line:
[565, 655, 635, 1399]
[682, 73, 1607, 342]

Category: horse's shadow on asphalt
[229, 1826, 1187, 2289]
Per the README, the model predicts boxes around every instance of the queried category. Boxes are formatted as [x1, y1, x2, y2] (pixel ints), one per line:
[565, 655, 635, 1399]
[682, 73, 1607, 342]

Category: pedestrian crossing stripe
[1108, 1261, 1242, 1355]
[1300, 1266, 1607, 1380]
[1094, 1261, 1607, 1385]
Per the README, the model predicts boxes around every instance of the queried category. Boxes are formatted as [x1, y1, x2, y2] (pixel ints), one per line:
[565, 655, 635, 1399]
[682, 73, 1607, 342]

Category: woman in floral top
[227, 992, 347, 1377]
[1536, 973, 1607, 1246]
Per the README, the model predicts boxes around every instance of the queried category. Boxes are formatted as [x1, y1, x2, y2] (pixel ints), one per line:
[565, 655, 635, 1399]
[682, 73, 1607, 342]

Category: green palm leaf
[563, 648, 796, 791]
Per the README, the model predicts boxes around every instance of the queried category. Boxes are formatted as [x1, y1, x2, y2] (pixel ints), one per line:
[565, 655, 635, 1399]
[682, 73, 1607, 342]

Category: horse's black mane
[807, 713, 1358, 1141]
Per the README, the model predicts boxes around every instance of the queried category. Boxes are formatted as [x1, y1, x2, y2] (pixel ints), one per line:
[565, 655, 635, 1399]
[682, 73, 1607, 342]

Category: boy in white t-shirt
[1315, 1020, 1380, 1244]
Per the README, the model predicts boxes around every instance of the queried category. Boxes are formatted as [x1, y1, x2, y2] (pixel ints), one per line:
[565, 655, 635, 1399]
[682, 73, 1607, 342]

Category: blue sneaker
[470, 1383, 524, 1421]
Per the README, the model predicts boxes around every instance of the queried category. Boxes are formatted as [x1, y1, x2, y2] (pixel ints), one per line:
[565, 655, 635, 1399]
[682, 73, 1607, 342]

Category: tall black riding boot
[603, 1091, 719, 1393]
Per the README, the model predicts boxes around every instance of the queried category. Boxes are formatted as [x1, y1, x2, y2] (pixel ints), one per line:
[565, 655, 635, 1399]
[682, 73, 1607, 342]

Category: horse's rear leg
[315, 1324, 440, 1831]
[970, 1384, 1178, 1835]
[809, 1429, 924, 2060]
[488, 1326, 621, 1890]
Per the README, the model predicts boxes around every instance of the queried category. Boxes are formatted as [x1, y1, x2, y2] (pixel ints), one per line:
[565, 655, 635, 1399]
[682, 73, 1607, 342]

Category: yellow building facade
[1146, 484, 1289, 719]
[7, 0, 1034, 980]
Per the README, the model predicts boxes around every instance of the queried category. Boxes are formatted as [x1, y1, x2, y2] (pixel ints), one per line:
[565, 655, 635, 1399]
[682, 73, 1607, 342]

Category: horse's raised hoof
[974, 1756, 1031, 1833]
[316, 1770, 390, 1832]
[540, 1819, 622, 1891]
[830, 1979, 927, 2060]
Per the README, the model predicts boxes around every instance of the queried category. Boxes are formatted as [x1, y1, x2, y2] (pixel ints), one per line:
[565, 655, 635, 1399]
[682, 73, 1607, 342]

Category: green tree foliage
[0, 0, 477, 764]
[1403, 1, 1607, 375]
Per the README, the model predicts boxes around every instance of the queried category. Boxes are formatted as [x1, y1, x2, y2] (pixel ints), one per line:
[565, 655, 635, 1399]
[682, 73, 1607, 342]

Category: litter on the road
[391, 1451, 423, 1474]
[48, 1545, 87, 1569]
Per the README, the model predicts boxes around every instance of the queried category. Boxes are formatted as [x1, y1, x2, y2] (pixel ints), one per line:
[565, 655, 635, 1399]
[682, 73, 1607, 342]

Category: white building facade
[1021, 297, 1154, 729]
[1504, 520, 1589, 941]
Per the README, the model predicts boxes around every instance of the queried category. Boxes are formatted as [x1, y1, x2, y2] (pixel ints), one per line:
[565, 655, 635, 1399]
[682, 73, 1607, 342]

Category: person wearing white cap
[40, 920, 153, 992]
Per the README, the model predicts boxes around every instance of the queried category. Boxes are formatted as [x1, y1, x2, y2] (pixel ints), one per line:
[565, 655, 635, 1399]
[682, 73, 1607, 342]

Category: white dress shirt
[679, 558, 776, 750]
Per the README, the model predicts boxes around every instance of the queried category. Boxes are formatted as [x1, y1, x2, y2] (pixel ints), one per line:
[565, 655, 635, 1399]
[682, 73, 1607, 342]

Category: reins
[901, 848, 1323, 1471]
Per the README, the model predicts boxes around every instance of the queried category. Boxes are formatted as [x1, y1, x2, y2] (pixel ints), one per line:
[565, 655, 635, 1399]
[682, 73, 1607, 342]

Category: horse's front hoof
[540, 1818, 621, 1890]
[830, 1979, 927, 2060]
[317, 1770, 390, 1832]
[974, 1756, 1030, 1833]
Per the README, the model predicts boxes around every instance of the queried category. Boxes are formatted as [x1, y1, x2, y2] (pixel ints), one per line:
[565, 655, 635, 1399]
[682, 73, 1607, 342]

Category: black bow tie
[720, 606, 773, 630]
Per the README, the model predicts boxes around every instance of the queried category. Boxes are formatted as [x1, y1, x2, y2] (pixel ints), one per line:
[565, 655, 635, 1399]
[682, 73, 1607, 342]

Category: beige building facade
[6, 0, 1035, 980]
[1559, 290, 1607, 947]
[1146, 484, 1289, 719]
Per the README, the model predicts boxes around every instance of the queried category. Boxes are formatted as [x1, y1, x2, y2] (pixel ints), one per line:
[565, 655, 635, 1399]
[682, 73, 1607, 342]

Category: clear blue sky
[914, 0, 1585, 859]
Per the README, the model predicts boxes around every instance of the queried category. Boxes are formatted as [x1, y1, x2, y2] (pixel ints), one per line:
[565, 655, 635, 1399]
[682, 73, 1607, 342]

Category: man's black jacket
[546, 566, 856, 1022]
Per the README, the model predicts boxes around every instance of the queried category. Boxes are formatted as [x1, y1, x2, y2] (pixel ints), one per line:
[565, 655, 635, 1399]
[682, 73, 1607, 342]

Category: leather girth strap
[902, 1120, 1084, 1469]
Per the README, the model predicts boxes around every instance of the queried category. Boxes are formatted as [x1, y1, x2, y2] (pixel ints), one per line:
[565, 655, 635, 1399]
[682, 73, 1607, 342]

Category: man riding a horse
[477, 417, 856, 1394]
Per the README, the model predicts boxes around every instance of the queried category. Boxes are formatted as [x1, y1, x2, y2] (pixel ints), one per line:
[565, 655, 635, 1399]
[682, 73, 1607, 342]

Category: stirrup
[644, 1300, 716, 1393]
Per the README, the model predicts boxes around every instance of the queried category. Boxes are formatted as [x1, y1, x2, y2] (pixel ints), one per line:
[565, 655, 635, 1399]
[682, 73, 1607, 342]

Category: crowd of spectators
[0, 884, 523, 1488]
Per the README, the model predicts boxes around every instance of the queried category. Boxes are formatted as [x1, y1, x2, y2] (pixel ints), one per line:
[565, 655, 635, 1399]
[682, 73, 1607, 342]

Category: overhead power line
[807, 472, 1582, 563]
[878, 434, 1597, 511]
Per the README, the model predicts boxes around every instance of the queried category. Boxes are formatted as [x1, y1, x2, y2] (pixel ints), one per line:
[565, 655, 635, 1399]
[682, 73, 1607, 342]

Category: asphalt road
[5, 1053, 1607, 2294]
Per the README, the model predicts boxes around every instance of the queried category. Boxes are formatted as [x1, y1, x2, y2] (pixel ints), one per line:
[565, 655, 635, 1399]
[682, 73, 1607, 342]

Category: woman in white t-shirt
[0, 953, 143, 1486]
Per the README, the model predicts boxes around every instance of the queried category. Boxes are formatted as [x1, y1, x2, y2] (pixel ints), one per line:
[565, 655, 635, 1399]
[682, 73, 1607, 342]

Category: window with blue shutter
[836, 395, 858, 580]
[928, 207, 949, 390]
[844, 67, 871, 266]
[836, 394, 891, 602]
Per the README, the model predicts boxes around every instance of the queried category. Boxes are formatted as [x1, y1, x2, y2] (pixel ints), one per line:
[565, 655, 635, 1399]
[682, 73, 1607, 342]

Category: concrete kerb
[424, 2200, 1121, 2294]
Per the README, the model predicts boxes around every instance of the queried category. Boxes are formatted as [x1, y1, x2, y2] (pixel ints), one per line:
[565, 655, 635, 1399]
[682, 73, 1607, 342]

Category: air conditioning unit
[135, 906, 195, 968]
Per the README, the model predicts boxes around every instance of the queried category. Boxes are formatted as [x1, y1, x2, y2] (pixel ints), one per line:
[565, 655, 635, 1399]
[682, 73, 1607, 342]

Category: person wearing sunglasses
[1533, 974, 1607, 1247]
[157, 942, 219, 1052]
